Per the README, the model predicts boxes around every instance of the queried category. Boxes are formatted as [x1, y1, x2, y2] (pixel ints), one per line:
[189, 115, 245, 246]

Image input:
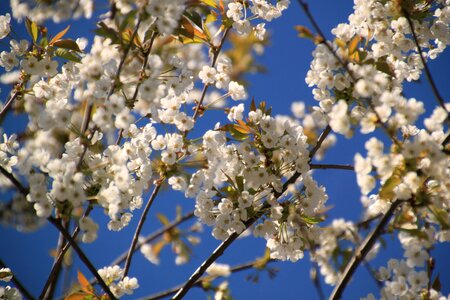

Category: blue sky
[1, 1, 449, 299]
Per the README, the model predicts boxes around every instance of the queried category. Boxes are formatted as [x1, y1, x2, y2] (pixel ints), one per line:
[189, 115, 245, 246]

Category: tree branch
[0, 259, 34, 300]
[329, 199, 405, 299]
[40, 206, 93, 299]
[42, 219, 70, 300]
[113, 210, 194, 267]
[0, 166, 29, 195]
[0, 82, 23, 123]
[47, 216, 117, 300]
[143, 259, 275, 300]
[171, 219, 258, 300]
[310, 163, 354, 171]
[121, 180, 163, 279]
[297, 0, 400, 145]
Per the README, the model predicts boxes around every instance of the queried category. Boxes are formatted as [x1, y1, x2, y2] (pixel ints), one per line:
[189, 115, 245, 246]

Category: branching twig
[0, 259, 34, 300]
[0, 83, 23, 123]
[121, 180, 163, 279]
[329, 199, 405, 299]
[171, 220, 257, 299]
[191, 27, 231, 122]
[143, 259, 275, 300]
[88, 210, 195, 285]
[47, 217, 117, 300]
[297, 0, 400, 145]
[112, 210, 194, 267]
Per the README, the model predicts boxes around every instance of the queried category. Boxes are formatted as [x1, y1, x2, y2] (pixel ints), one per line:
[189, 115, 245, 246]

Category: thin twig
[329, 199, 404, 300]
[143, 259, 275, 300]
[171, 223, 260, 300]
[40, 206, 93, 299]
[296, 0, 355, 81]
[0, 259, 35, 300]
[106, 18, 142, 102]
[121, 180, 163, 279]
[0, 166, 29, 195]
[116, 31, 158, 145]
[47, 217, 117, 300]
[89, 210, 195, 285]
[0, 86, 22, 122]
[404, 11, 449, 122]
[43, 219, 70, 300]
[191, 27, 231, 122]
[112, 211, 194, 267]
[363, 262, 383, 289]
[310, 163, 354, 171]
[310, 263, 325, 300]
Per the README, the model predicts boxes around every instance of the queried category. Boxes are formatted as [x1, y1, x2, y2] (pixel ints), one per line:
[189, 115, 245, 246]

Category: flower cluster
[362, 228, 447, 300]
[98, 265, 139, 298]
[305, 0, 450, 137]
[185, 104, 327, 261]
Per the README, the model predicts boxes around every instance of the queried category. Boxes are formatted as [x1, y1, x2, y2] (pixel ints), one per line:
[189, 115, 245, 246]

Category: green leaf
[119, 10, 137, 31]
[376, 56, 395, 77]
[428, 206, 450, 229]
[229, 125, 249, 140]
[25, 17, 39, 42]
[201, 0, 218, 9]
[95, 22, 120, 44]
[184, 10, 203, 29]
[55, 48, 81, 63]
[379, 167, 403, 200]
[300, 215, 322, 225]
[235, 176, 244, 192]
[205, 11, 218, 24]
[348, 35, 360, 55]
[53, 39, 82, 52]
[221, 170, 237, 191]
[157, 213, 170, 226]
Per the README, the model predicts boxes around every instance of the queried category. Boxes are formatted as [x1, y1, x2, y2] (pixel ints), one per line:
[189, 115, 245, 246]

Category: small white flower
[228, 81, 247, 100]
[0, 14, 11, 39]
[199, 66, 217, 84]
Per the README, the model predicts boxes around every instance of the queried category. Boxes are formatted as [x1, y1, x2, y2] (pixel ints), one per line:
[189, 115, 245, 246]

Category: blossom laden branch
[191, 27, 231, 122]
[403, 10, 450, 123]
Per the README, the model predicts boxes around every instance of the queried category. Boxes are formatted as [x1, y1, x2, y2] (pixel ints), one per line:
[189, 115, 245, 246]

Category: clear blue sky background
[0, 1, 449, 299]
